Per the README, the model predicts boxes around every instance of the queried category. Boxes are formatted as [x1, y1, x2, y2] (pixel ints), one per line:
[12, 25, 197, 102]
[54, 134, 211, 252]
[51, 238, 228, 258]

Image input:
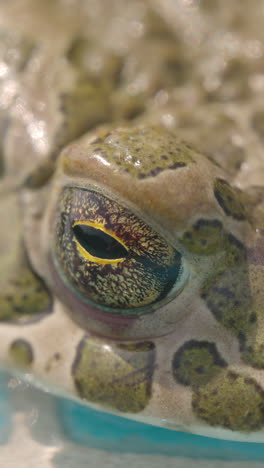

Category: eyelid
[72, 220, 129, 265]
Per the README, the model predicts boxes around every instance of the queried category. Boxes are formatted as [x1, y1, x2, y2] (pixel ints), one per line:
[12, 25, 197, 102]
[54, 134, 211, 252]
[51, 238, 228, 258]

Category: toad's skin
[1, 0, 264, 443]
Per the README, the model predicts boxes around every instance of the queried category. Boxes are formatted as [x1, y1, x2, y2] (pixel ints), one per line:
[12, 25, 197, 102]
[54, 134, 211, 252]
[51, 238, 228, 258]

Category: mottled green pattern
[172, 340, 227, 387]
[214, 178, 248, 221]
[193, 371, 264, 432]
[9, 338, 33, 367]
[0, 254, 52, 323]
[238, 236, 264, 369]
[200, 233, 255, 341]
[181, 217, 256, 349]
[72, 337, 155, 412]
[172, 340, 264, 432]
[86, 126, 195, 179]
[180, 219, 224, 255]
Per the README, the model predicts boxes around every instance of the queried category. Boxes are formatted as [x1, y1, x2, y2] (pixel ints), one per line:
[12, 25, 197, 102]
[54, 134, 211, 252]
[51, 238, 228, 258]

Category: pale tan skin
[1, 0, 264, 443]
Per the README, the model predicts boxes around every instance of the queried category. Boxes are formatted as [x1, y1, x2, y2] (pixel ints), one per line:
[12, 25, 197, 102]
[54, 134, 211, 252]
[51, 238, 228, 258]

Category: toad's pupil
[73, 224, 128, 260]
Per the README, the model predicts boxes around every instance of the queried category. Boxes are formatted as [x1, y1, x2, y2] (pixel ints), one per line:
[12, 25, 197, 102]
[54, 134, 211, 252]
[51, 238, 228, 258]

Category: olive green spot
[214, 178, 248, 221]
[239, 261, 264, 369]
[242, 342, 264, 370]
[201, 234, 253, 339]
[202, 268, 252, 337]
[180, 219, 224, 255]
[181, 219, 247, 262]
[0, 257, 52, 323]
[236, 233, 264, 368]
[87, 126, 195, 179]
[172, 340, 226, 387]
[222, 233, 247, 266]
[9, 339, 33, 367]
[72, 337, 155, 413]
[193, 371, 264, 432]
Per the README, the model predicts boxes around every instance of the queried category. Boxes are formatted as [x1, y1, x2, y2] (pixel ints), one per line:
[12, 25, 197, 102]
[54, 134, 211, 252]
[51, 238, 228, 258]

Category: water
[1, 370, 264, 468]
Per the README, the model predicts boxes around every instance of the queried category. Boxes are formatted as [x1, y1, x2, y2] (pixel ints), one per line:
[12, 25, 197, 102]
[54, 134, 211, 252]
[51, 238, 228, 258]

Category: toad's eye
[51, 187, 189, 317]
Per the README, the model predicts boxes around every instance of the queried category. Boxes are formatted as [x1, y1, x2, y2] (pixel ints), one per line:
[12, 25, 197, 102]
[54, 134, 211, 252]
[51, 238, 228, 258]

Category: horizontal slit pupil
[73, 224, 128, 260]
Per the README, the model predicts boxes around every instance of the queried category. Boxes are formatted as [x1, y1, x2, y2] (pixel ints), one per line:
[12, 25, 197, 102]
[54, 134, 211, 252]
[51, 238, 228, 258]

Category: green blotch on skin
[86, 126, 195, 179]
[201, 233, 254, 339]
[242, 343, 264, 370]
[0, 258, 52, 323]
[221, 232, 248, 265]
[193, 371, 264, 432]
[214, 178, 248, 221]
[180, 219, 224, 255]
[9, 339, 33, 367]
[180, 217, 248, 260]
[240, 257, 264, 369]
[172, 340, 226, 387]
[201, 267, 254, 338]
[72, 337, 155, 413]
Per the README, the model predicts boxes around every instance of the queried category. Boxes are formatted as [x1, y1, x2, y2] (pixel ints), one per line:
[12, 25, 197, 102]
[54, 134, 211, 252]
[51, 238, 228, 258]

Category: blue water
[1, 369, 264, 462]
[57, 398, 264, 461]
